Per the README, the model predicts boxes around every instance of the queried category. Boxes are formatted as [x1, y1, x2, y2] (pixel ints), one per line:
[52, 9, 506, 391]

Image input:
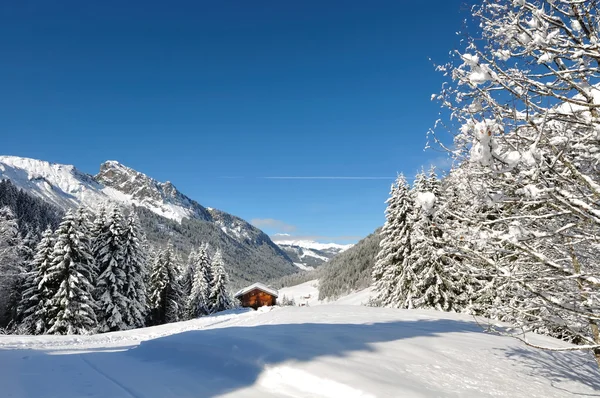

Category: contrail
[262, 176, 394, 180]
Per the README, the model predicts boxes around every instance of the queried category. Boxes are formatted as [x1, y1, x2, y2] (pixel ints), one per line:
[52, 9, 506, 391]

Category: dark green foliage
[0, 180, 63, 237]
[148, 245, 182, 325]
[268, 270, 323, 290]
[318, 228, 382, 301]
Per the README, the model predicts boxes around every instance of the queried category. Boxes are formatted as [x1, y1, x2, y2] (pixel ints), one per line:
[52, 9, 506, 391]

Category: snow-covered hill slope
[278, 279, 373, 307]
[0, 306, 596, 397]
[274, 238, 354, 269]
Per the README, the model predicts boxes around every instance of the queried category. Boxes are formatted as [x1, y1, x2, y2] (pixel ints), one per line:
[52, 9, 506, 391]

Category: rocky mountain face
[0, 156, 297, 287]
[96, 161, 213, 221]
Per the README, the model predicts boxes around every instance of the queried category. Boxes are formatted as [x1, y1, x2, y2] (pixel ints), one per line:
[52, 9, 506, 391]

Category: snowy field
[279, 280, 373, 307]
[1, 303, 598, 397]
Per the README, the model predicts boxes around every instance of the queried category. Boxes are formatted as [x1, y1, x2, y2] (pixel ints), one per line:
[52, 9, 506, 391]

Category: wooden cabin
[234, 283, 278, 309]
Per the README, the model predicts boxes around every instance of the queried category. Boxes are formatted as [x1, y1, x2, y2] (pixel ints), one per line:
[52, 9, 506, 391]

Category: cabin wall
[239, 289, 277, 309]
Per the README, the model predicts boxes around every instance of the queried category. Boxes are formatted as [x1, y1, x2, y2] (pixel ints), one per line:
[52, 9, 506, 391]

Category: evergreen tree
[180, 248, 197, 318]
[186, 244, 212, 318]
[19, 227, 56, 334]
[75, 206, 96, 286]
[91, 206, 108, 265]
[398, 171, 467, 311]
[148, 244, 182, 325]
[372, 174, 414, 307]
[120, 213, 147, 329]
[95, 207, 127, 332]
[46, 210, 97, 335]
[0, 206, 25, 328]
[208, 249, 231, 314]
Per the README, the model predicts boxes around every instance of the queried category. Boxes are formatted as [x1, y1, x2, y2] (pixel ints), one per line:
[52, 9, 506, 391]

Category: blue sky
[1, 1, 470, 243]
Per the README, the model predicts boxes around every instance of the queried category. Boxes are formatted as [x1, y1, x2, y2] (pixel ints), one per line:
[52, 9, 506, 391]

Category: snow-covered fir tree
[120, 213, 147, 329]
[148, 244, 182, 325]
[19, 227, 56, 334]
[186, 243, 212, 318]
[0, 206, 25, 328]
[180, 248, 197, 316]
[74, 206, 96, 286]
[396, 170, 467, 312]
[95, 207, 128, 332]
[208, 249, 231, 314]
[46, 210, 97, 335]
[91, 206, 108, 266]
[371, 174, 414, 307]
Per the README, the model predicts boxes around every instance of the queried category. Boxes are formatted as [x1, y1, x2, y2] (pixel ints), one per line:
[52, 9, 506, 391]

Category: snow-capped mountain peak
[0, 155, 104, 209]
[95, 160, 212, 221]
[272, 238, 354, 252]
[272, 236, 354, 270]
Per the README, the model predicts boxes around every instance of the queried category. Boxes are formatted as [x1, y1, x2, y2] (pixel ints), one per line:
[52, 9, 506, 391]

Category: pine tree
[372, 174, 414, 307]
[0, 206, 25, 328]
[186, 244, 212, 318]
[393, 170, 466, 311]
[95, 207, 128, 332]
[46, 210, 97, 335]
[91, 206, 108, 259]
[148, 244, 182, 325]
[208, 249, 231, 314]
[120, 213, 147, 329]
[180, 248, 197, 319]
[75, 206, 96, 286]
[19, 227, 56, 334]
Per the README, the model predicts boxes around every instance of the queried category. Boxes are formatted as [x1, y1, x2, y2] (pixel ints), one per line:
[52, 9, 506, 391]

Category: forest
[0, 180, 233, 335]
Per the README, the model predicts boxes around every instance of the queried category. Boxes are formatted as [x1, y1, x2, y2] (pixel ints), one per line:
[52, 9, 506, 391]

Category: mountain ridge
[0, 155, 297, 286]
[273, 238, 354, 270]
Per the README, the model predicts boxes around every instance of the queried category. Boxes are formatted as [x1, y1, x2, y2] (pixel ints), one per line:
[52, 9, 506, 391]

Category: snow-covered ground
[1, 304, 597, 397]
[278, 280, 373, 307]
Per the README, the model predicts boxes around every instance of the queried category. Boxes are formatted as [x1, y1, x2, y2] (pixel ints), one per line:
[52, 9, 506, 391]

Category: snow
[293, 262, 315, 271]
[215, 219, 252, 240]
[328, 287, 374, 306]
[416, 191, 436, 214]
[0, 305, 596, 397]
[234, 283, 279, 299]
[279, 280, 321, 306]
[300, 248, 330, 262]
[0, 156, 194, 222]
[278, 280, 372, 307]
[272, 239, 354, 252]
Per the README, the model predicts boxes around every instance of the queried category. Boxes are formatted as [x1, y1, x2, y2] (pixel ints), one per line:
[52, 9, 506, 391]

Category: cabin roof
[234, 282, 279, 299]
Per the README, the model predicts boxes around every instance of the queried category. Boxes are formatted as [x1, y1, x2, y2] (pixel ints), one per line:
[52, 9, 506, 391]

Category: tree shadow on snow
[4, 317, 598, 397]
[502, 346, 600, 395]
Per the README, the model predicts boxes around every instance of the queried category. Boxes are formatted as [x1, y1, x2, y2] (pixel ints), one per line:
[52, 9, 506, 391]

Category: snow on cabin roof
[234, 282, 279, 299]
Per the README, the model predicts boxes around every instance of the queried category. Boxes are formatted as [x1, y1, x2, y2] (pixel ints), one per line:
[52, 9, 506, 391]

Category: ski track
[79, 355, 141, 398]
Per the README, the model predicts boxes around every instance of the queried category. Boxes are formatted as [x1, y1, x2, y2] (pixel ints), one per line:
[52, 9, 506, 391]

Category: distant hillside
[318, 228, 382, 301]
[0, 179, 64, 236]
[274, 239, 353, 270]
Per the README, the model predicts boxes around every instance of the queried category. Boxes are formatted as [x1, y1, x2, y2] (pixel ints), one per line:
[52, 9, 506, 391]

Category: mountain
[0, 156, 297, 287]
[272, 237, 353, 270]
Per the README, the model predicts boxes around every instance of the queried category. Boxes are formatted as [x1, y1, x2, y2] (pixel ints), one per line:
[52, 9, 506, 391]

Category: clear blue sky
[1, 1, 470, 243]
